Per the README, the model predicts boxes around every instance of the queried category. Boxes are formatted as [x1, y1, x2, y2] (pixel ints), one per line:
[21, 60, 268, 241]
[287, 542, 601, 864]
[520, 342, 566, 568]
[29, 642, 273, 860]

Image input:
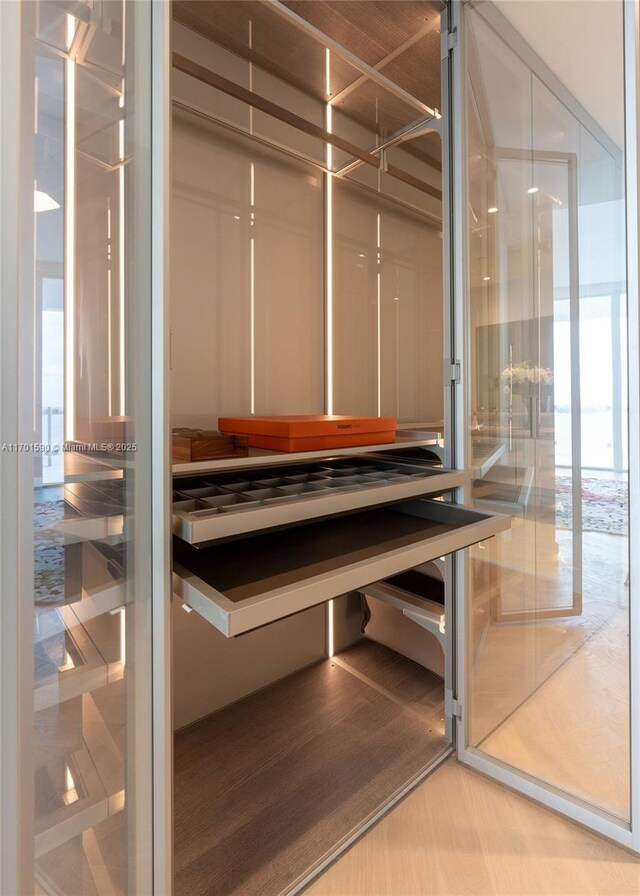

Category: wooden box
[172, 429, 249, 463]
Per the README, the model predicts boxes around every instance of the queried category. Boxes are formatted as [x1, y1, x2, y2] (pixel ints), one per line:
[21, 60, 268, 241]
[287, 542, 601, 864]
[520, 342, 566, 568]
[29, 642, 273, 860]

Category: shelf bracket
[402, 606, 446, 649]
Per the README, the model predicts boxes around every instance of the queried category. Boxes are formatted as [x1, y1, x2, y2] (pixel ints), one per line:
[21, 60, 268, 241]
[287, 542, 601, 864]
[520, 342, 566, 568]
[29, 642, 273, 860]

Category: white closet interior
[168, 4, 465, 894]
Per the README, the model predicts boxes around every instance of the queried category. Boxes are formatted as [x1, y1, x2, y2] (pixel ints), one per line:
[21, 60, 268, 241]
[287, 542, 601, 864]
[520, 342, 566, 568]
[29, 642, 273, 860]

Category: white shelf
[35, 691, 125, 859]
[52, 515, 125, 544]
[62, 452, 126, 484]
[172, 430, 443, 477]
[471, 437, 508, 479]
[35, 603, 124, 712]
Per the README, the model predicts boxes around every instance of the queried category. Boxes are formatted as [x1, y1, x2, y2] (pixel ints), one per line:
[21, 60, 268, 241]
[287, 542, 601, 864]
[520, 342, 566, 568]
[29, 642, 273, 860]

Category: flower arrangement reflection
[501, 361, 553, 435]
[501, 361, 553, 394]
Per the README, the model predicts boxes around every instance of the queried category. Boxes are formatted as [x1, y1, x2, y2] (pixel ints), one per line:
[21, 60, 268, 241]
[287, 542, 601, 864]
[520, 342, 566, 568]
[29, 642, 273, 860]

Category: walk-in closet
[168, 3, 498, 893]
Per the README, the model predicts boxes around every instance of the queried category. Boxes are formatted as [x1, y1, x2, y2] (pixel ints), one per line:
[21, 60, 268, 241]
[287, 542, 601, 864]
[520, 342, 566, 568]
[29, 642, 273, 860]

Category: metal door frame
[448, 0, 640, 851]
[0, 2, 174, 892]
[0, 3, 36, 893]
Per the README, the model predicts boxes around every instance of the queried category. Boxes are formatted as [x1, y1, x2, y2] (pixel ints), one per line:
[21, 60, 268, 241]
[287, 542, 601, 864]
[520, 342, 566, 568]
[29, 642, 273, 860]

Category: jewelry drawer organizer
[172, 444, 510, 638]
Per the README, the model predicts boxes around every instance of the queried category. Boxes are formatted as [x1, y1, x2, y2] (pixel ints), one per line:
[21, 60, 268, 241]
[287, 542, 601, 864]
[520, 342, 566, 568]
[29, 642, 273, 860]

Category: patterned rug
[34, 486, 66, 603]
[555, 474, 628, 535]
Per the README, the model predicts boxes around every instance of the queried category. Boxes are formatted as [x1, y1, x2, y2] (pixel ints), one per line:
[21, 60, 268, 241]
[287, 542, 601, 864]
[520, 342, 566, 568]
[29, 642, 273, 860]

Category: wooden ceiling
[173, 0, 443, 142]
[282, 1, 442, 105]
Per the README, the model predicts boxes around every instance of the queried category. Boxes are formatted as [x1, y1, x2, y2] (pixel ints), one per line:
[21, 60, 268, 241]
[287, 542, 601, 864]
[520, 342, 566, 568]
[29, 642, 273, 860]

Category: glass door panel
[2, 1, 158, 891]
[463, 4, 630, 824]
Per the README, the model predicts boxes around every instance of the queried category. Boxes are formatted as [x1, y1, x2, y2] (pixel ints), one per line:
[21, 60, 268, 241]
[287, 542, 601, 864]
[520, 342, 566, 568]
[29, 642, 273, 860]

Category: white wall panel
[171, 116, 324, 426]
[332, 180, 443, 423]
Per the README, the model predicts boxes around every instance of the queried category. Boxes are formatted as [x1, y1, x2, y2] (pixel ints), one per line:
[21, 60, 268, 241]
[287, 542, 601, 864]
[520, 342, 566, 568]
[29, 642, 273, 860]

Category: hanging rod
[172, 99, 443, 226]
[172, 99, 330, 175]
[260, 0, 436, 117]
[173, 53, 380, 171]
[335, 114, 442, 180]
[172, 53, 442, 202]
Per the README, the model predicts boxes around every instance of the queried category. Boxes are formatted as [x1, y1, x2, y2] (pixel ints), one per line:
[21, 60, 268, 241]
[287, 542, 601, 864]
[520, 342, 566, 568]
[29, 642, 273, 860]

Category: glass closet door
[456, 1, 632, 844]
[482, 145, 582, 624]
[0, 2, 167, 893]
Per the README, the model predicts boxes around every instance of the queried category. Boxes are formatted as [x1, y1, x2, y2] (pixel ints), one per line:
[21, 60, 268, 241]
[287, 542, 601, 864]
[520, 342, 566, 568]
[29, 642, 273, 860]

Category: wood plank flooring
[481, 606, 630, 820]
[469, 525, 631, 819]
[305, 757, 640, 896]
[334, 639, 445, 728]
[174, 642, 447, 896]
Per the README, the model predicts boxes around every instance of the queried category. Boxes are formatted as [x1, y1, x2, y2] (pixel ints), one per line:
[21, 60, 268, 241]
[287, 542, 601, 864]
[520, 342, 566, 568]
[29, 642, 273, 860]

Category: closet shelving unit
[168, 3, 510, 894]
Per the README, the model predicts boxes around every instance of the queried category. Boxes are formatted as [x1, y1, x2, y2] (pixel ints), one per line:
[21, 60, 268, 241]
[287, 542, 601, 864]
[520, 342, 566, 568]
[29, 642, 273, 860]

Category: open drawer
[173, 498, 510, 637]
[172, 454, 468, 545]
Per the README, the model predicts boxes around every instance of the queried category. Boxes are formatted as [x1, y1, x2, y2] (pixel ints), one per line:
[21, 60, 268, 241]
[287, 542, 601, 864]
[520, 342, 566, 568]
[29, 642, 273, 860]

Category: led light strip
[119, 88, 126, 415]
[107, 204, 112, 415]
[327, 598, 335, 658]
[64, 15, 76, 441]
[325, 48, 333, 415]
[325, 49, 335, 658]
[377, 212, 381, 416]
[250, 162, 256, 414]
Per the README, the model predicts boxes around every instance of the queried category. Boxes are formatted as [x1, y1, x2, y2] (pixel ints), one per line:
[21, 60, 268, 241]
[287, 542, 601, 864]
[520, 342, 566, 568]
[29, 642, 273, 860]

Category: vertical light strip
[376, 212, 382, 416]
[119, 0, 126, 416]
[250, 237, 255, 414]
[33, 184, 38, 434]
[248, 20, 253, 135]
[325, 49, 335, 655]
[107, 269, 113, 415]
[325, 46, 331, 101]
[121, 0, 126, 66]
[119, 88, 126, 415]
[120, 607, 126, 667]
[250, 162, 255, 414]
[107, 204, 112, 415]
[327, 599, 335, 658]
[395, 289, 400, 415]
[64, 15, 76, 441]
[325, 51, 333, 414]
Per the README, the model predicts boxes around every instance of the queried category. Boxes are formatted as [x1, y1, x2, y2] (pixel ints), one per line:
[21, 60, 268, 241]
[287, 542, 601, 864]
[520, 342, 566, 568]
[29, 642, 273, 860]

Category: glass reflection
[31, 2, 152, 892]
[467, 9, 629, 821]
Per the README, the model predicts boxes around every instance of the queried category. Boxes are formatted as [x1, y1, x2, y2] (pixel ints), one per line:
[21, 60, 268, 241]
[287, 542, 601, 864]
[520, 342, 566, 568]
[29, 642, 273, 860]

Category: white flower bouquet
[501, 361, 553, 394]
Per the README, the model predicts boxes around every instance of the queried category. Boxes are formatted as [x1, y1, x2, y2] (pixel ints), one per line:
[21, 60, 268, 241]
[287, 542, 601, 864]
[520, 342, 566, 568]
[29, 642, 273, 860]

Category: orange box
[217, 415, 397, 452]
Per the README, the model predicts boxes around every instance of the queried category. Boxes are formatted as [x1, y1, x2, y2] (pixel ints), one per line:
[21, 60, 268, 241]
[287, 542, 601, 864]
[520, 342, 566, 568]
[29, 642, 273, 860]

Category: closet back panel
[171, 116, 325, 427]
[332, 181, 444, 423]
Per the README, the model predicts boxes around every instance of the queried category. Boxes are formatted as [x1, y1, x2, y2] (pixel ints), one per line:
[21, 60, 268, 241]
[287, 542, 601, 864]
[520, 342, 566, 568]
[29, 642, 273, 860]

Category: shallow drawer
[172, 456, 468, 545]
[173, 498, 510, 637]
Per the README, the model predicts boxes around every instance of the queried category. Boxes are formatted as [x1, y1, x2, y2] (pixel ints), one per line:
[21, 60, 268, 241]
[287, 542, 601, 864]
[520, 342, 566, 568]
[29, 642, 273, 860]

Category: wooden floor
[173, 641, 448, 896]
[481, 605, 629, 820]
[306, 527, 639, 896]
[470, 525, 631, 820]
[306, 757, 640, 896]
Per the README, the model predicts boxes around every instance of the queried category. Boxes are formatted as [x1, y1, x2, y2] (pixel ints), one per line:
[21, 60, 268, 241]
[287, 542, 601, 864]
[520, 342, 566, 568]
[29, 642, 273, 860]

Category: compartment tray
[173, 457, 468, 545]
[173, 499, 509, 637]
